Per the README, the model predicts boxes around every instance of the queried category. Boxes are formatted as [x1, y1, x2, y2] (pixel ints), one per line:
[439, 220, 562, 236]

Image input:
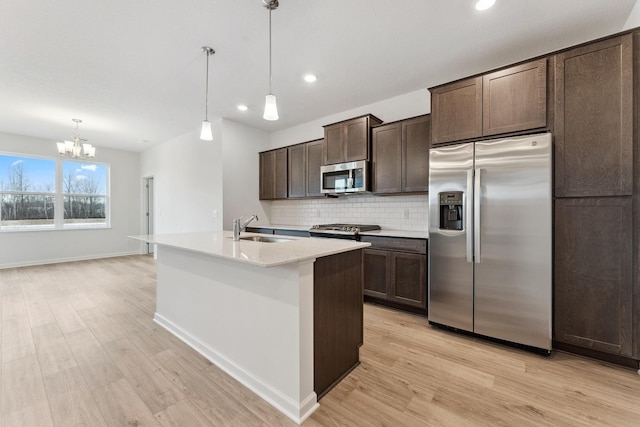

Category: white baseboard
[154, 312, 319, 425]
[0, 251, 142, 269]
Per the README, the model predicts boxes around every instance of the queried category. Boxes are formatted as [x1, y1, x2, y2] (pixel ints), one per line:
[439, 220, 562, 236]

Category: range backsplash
[270, 194, 428, 231]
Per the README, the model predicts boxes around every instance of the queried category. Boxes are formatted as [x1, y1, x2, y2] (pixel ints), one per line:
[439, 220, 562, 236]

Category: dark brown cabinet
[306, 139, 324, 197]
[483, 59, 547, 136]
[372, 115, 431, 194]
[431, 76, 482, 145]
[554, 198, 633, 357]
[259, 148, 287, 200]
[362, 236, 427, 312]
[323, 114, 382, 165]
[287, 139, 323, 198]
[287, 144, 306, 198]
[554, 34, 633, 198]
[430, 59, 547, 145]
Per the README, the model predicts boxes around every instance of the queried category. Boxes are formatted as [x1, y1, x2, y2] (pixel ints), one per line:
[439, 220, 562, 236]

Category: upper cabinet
[323, 114, 382, 164]
[288, 139, 324, 198]
[430, 59, 548, 145]
[372, 115, 431, 194]
[431, 77, 482, 145]
[482, 59, 547, 136]
[259, 148, 288, 200]
[554, 34, 633, 198]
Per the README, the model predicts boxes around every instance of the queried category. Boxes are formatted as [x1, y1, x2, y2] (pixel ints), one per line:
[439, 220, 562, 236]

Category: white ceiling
[0, 1, 636, 152]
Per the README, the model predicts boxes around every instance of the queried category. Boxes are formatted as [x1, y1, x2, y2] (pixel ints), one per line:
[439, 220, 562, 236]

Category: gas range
[309, 224, 381, 240]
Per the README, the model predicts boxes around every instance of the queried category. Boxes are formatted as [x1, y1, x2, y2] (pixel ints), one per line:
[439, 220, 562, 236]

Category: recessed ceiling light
[475, 0, 495, 11]
[303, 74, 317, 83]
[237, 105, 248, 111]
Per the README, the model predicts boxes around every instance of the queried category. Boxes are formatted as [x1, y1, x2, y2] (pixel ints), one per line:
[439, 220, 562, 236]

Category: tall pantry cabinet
[552, 33, 637, 363]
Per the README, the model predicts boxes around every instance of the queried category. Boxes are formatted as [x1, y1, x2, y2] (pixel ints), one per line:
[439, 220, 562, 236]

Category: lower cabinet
[554, 197, 633, 358]
[361, 236, 427, 313]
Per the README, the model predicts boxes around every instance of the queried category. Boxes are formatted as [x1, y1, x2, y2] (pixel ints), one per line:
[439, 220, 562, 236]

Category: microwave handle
[348, 169, 353, 188]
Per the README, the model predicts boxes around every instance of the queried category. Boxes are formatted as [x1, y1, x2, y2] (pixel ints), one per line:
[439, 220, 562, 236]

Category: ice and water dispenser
[439, 192, 463, 231]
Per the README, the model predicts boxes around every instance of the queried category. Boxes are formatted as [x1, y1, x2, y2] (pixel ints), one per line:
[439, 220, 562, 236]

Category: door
[428, 143, 474, 332]
[473, 133, 552, 350]
[143, 177, 154, 255]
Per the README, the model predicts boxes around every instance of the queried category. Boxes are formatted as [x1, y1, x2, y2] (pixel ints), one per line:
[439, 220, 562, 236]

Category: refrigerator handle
[474, 168, 482, 263]
[466, 169, 473, 263]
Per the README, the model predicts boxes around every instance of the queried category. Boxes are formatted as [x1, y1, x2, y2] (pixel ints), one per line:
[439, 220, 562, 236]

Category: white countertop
[129, 231, 369, 268]
[261, 224, 429, 239]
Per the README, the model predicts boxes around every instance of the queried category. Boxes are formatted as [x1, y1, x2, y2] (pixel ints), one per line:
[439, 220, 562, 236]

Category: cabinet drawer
[360, 235, 427, 254]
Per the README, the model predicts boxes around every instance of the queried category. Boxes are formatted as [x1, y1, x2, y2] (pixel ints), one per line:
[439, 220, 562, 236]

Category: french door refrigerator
[428, 133, 552, 352]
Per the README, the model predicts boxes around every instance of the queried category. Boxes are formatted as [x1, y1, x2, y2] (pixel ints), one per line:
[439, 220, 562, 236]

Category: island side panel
[313, 249, 363, 399]
[154, 245, 317, 423]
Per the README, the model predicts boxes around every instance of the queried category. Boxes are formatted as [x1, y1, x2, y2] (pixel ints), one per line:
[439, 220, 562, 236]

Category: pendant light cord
[204, 50, 210, 120]
[268, 6, 272, 95]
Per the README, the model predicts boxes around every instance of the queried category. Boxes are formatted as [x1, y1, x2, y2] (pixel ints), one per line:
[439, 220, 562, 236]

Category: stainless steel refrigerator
[428, 133, 552, 351]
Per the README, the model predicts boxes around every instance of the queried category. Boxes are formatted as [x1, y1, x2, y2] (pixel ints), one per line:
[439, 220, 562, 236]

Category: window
[62, 161, 108, 227]
[0, 153, 109, 231]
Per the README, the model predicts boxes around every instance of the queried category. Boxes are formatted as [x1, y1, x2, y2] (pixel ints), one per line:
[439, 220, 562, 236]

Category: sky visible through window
[62, 160, 107, 194]
[0, 155, 55, 192]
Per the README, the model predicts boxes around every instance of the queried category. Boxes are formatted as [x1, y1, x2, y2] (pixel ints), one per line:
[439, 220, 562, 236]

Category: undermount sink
[237, 236, 291, 243]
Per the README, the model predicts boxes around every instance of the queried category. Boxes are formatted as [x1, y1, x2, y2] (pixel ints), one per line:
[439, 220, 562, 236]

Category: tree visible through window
[62, 161, 107, 227]
[0, 155, 56, 228]
[0, 153, 109, 230]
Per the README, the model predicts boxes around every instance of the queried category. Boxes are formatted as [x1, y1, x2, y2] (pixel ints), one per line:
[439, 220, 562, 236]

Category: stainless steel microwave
[321, 160, 368, 194]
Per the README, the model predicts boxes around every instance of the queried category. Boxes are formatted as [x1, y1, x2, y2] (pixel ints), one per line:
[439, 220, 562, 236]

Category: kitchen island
[129, 231, 368, 424]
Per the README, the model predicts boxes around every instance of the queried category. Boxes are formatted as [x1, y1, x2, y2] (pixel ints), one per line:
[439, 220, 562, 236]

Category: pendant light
[263, 0, 279, 121]
[200, 46, 215, 141]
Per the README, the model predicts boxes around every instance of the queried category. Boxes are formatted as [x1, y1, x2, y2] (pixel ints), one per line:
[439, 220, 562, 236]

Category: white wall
[140, 123, 224, 234]
[221, 119, 272, 230]
[0, 131, 141, 268]
[269, 89, 429, 149]
[624, 0, 640, 29]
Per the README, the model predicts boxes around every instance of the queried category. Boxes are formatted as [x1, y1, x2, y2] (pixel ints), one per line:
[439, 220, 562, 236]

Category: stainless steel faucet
[233, 214, 259, 241]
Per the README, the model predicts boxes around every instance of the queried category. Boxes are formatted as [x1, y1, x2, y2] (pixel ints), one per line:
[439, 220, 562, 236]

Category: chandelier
[56, 118, 96, 159]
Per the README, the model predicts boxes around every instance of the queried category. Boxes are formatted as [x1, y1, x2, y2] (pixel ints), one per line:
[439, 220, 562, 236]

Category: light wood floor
[1, 255, 639, 426]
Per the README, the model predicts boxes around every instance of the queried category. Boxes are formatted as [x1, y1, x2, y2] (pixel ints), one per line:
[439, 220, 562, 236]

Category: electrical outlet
[212, 209, 218, 218]
[403, 209, 409, 219]
[316, 209, 321, 217]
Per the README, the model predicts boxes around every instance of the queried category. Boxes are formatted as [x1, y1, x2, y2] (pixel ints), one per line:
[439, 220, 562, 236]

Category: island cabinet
[430, 58, 547, 145]
[288, 139, 324, 198]
[323, 114, 382, 165]
[259, 148, 288, 200]
[361, 235, 427, 313]
[372, 115, 431, 194]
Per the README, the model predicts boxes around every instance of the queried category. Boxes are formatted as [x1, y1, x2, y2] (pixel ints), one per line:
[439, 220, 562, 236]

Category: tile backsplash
[270, 194, 428, 231]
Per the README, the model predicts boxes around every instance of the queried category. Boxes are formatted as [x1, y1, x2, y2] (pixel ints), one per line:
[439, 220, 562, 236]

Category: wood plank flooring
[1, 255, 639, 426]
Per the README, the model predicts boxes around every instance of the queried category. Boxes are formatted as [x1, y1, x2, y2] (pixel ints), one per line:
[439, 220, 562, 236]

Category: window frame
[0, 151, 111, 232]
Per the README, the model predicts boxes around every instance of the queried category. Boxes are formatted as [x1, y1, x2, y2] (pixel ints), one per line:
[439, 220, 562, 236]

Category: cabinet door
[482, 59, 547, 136]
[259, 151, 274, 200]
[554, 35, 633, 197]
[431, 76, 482, 145]
[390, 252, 427, 308]
[288, 144, 306, 198]
[306, 140, 324, 197]
[554, 197, 633, 356]
[344, 116, 368, 162]
[323, 124, 344, 165]
[363, 249, 389, 299]
[372, 123, 402, 194]
[274, 148, 288, 199]
[402, 115, 431, 192]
